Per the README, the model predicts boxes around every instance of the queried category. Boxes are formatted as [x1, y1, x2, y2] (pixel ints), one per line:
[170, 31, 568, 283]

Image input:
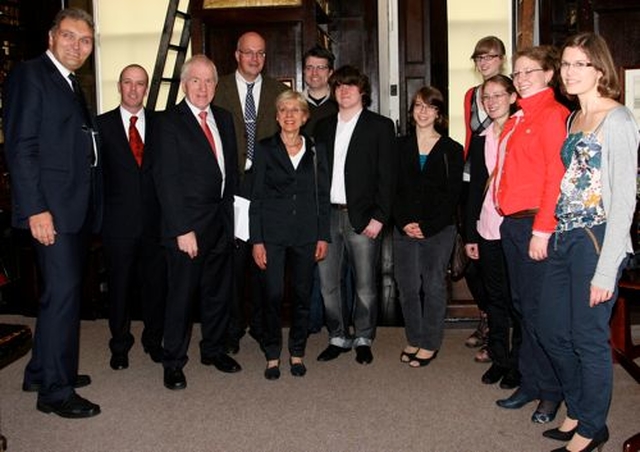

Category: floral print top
[555, 126, 607, 232]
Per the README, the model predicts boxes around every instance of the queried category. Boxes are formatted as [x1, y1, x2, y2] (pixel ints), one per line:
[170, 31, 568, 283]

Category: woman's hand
[177, 231, 198, 259]
[252, 243, 267, 270]
[528, 235, 549, 261]
[315, 241, 328, 262]
[402, 222, 424, 239]
[589, 285, 613, 307]
[465, 243, 479, 260]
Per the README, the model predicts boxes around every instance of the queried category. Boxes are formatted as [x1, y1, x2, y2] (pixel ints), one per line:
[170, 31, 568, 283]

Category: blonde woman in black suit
[250, 90, 331, 380]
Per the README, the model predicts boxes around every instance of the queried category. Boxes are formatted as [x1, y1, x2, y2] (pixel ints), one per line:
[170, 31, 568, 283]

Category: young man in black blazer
[97, 64, 166, 371]
[314, 66, 396, 365]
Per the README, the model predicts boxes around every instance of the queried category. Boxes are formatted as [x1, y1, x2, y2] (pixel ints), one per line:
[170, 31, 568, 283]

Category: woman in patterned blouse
[538, 33, 639, 452]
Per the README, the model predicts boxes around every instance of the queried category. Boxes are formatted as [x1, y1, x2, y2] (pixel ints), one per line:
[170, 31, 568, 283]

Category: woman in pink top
[465, 74, 521, 388]
[462, 36, 507, 359]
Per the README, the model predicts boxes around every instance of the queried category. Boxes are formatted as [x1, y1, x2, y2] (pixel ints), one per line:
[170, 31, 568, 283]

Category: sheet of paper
[234, 195, 250, 241]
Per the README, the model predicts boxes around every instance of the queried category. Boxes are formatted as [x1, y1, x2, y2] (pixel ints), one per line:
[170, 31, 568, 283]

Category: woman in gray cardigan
[537, 33, 639, 452]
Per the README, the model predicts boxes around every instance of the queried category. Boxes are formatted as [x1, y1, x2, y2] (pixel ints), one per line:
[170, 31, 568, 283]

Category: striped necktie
[244, 82, 257, 161]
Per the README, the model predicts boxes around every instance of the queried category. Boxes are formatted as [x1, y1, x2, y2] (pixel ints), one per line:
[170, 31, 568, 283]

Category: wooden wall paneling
[592, 0, 640, 69]
[398, 0, 447, 135]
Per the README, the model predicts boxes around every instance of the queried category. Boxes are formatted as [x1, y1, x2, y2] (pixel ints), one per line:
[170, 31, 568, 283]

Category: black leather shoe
[163, 367, 186, 390]
[144, 346, 163, 363]
[543, 426, 577, 442]
[23, 374, 92, 393]
[264, 365, 280, 380]
[482, 364, 507, 384]
[355, 345, 373, 364]
[202, 354, 242, 373]
[550, 426, 608, 452]
[290, 360, 307, 377]
[317, 344, 350, 362]
[110, 354, 129, 370]
[496, 388, 535, 409]
[532, 400, 561, 424]
[500, 368, 521, 389]
[37, 393, 101, 419]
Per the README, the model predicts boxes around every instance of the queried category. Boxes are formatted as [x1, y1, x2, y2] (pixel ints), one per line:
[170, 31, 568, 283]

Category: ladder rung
[175, 10, 189, 19]
[160, 77, 181, 83]
[168, 44, 188, 52]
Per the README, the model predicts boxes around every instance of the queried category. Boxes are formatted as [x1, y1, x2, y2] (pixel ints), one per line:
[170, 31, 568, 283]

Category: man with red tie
[152, 55, 241, 390]
[96, 64, 167, 370]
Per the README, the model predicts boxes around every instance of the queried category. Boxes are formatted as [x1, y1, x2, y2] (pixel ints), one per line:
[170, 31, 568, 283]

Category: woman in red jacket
[494, 46, 568, 425]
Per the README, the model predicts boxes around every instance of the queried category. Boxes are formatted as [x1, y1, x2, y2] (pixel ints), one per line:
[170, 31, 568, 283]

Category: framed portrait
[621, 66, 640, 126]
[204, 0, 301, 8]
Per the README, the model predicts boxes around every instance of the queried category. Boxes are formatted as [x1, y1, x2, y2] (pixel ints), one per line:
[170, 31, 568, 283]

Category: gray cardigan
[590, 106, 639, 291]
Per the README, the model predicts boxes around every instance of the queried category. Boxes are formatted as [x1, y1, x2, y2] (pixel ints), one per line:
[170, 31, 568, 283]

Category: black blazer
[314, 109, 396, 233]
[249, 134, 331, 246]
[97, 108, 160, 239]
[393, 134, 464, 237]
[152, 100, 238, 251]
[3, 53, 103, 233]
[464, 134, 490, 243]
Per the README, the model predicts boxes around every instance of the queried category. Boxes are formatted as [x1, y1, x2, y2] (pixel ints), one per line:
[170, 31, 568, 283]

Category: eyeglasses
[473, 54, 500, 63]
[304, 65, 330, 72]
[510, 68, 544, 79]
[238, 49, 266, 59]
[481, 92, 509, 102]
[560, 61, 594, 70]
[414, 102, 438, 112]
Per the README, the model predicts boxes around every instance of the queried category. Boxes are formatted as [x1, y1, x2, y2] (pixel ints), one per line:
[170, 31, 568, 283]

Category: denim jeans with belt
[538, 223, 623, 438]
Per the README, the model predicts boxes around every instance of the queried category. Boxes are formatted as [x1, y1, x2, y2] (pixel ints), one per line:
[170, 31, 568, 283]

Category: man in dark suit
[153, 55, 241, 390]
[314, 66, 396, 365]
[2, 8, 101, 418]
[213, 31, 287, 354]
[96, 64, 166, 370]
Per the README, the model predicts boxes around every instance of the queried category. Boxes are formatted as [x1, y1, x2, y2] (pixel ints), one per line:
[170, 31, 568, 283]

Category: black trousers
[102, 234, 166, 356]
[259, 242, 315, 361]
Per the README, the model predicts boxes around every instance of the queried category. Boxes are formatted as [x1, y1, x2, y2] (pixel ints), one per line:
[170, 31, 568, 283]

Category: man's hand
[177, 231, 198, 259]
[253, 243, 267, 270]
[362, 218, 384, 239]
[402, 222, 424, 239]
[315, 240, 328, 262]
[528, 235, 549, 261]
[29, 211, 56, 246]
[465, 243, 479, 260]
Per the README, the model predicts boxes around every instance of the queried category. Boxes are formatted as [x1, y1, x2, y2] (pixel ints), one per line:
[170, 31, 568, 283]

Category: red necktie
[199, 110, 218, 158]
[129, 116, 144, 166]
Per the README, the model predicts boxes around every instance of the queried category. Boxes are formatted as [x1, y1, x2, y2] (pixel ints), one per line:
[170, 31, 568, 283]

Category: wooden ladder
[147, 0, 192, 111]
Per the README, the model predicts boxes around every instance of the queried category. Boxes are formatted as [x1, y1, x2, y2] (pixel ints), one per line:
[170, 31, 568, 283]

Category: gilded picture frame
[621, 66, 640, 126]
[204, 0, 302, 9]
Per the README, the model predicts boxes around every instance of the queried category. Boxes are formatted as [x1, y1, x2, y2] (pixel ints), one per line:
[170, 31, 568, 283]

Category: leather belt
[505, 208, 539, 219]
[331, 204, 348, 211]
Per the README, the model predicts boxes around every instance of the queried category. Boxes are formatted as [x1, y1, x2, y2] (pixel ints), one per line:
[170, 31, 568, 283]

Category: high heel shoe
[543, 426, 577, 442]
[408, 350, 438, 368]
[400, 349, 417, 363]
[550, 426, 609, 452]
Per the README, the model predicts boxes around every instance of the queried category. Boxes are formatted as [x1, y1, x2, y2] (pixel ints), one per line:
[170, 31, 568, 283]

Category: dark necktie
[129, 116, 144, 166]
[244, 82, 257, 161]
[68, 73, 93, 127]
[199, 111, 218, 158]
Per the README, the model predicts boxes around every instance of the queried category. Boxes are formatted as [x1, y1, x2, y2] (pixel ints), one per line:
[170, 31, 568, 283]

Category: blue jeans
[538, 224, 623, 438]
[393, 225, 456, 350]
[318, 208, 380, 348]
[500, 217, 562, 402]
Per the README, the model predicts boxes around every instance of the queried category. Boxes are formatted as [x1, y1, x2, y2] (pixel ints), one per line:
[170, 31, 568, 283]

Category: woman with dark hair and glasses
[494, 46, 568, 425]
[393, 86, 463, 367]
[464, 74, 521, 388]
[538, 33, 639, 452]
[462, 36, 508, 361]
